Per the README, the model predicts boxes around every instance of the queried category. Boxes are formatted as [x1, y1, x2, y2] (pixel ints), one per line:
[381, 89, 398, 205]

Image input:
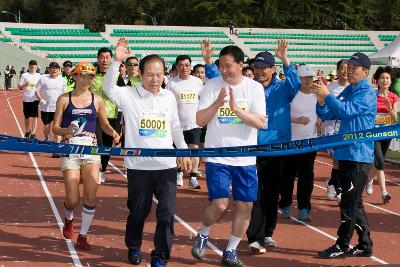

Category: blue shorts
[205, 162, 257, 202]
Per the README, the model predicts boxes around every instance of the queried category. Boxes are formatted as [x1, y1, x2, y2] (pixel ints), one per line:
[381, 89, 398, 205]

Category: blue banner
[0, 124, 399, 157]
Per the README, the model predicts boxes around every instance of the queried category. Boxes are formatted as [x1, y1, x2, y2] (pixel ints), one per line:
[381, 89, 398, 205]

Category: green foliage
[0, 0, 399, 31]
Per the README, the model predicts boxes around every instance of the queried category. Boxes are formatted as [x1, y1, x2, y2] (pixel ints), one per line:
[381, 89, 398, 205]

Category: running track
[0, 90, 399, 266]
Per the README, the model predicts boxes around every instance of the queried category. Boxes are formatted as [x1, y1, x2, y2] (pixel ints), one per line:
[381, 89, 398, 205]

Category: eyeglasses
[127, 62, 139, 67]
[81, 65, 96, 71]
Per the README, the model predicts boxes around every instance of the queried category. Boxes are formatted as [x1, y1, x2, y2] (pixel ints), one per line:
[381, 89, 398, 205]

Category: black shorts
[41, 111, 55, 125]
[200, 126, 207, 144]
[23, 101, 39, 118]
[183, 128, 202, 145]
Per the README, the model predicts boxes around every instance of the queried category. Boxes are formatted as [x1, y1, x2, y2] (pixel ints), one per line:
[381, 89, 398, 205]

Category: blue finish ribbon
[0, 124, 399, 157]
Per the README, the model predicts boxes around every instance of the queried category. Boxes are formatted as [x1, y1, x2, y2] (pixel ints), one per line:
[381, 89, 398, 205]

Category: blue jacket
[316, 78, 377, 163]
[258, 65, 301, 144]
[205, 63, 220, 80]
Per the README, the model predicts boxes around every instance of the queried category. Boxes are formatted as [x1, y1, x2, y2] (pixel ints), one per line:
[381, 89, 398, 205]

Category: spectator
[20, 67, 25, 79]
[4, 65, 11, 91]
[228, 20, 234, 35]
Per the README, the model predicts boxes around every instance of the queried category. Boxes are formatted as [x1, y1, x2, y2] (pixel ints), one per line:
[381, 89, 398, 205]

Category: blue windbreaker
[205, 63, 220, 80]
[258, 65, 301, 144]
[316, 78, 377, 163]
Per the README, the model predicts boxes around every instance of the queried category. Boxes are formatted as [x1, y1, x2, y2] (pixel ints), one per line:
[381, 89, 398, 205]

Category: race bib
[217, 100, 248, 124]
[138, 111, 169, 137]
[27, 82, 36, 90]
[179, 90, 197, 104]
[375, 113, 393, 125]
[68, 136, 93, 159]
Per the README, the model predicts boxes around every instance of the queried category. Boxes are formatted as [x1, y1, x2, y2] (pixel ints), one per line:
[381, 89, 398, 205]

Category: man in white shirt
[102, 37, 191, 267]
[278, 64, 319, 221]
[18, 60, 42, 139]
[35, 62, 67, 143]
[191, 45, 266, 267]
[166, 55, 203, 189]
[324, 59, 349, 202]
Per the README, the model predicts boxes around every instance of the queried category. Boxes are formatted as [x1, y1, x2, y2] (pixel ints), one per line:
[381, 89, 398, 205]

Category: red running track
[0, 91, 399, 266]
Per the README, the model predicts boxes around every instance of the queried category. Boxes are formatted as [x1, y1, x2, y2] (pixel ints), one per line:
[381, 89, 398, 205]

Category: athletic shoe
[337, 193, 342, 205]
[52, 153, 61, 158]
[189, 177, 201, 189]
[249, 241, 266, 254]
[30, 133, 37, 139]
[150, 256, 165, 267]
[128, 247, 142, 265]
[366, 179, 373, 195]
[318, 244, 347, 258]
[281, 206, 291, 219]
[326, 181, 336, 200]
[99, 172, 106, 184]
[191, 233, 208, 260]
[77, 234, 91, 250]
[198, 170, 205, 178]
[221, 249, 243, 267]
[382, 192, 392, 204]
[347, 245, 372, 257]
[24, 130, 31, 138]
[62, 218, 74, 239]
[264, 236, 276, 247]
[176, 172, 183, 187]
[297, 209, 311, 222]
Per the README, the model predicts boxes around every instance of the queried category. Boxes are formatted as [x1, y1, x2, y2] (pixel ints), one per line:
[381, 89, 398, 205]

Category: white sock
[226, 234, 241, 251]
[198, 225, 211, 236]
[64, 202, 74, 221]
[80, 205, 95, 236]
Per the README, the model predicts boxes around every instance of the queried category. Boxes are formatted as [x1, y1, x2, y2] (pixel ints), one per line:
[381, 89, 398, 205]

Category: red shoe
[62, 218, 74, 239]
[77, 234, 91, 250]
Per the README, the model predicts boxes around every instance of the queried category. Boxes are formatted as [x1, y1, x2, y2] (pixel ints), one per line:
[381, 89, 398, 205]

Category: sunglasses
[127, 62, 139, 67]
[81, 65, 96, 71]
[63, 64, 73, 68]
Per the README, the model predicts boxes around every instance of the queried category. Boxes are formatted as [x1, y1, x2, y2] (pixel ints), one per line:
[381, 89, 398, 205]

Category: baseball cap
[348, 52, 371, 69]
[63, 60, 73, 68]
[74, 62, 96, 76]
[252, 51, 275, 68]
[28, 60, 37, 66]
[297, 64, 316, 77]
[49, 62, 60, 69]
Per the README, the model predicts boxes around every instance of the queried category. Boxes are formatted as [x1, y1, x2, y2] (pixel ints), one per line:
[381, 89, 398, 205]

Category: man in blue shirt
[246, 40, 301, 254]
[313, 52, 376, 258]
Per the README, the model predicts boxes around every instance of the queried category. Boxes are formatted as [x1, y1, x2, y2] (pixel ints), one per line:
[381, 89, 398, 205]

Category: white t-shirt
[37, 75, 66, 112]
[323, 82, 347, 135]
[198, 76, 266, 166]
[290, 90, 318, 141]
[166, 75, 203, 131]
[19, 72, 41, 102]
[102, 61, 187, 170]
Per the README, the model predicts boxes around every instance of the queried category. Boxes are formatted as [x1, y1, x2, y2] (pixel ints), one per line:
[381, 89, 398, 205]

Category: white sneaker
[366, 179, 373, 195]
[99, 172, 106, 184]
[177, 172, 183, 187]
[264, 236, 276, 247]
[326, 180, 336, 200]
[188, 177, 201, 189]
[249, 241, 266, 254]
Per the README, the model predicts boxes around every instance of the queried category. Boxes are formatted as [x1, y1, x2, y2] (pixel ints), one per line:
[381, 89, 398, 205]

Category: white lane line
[5, 93, 82, 266]
[108, 162, 223, 256]
[315, 159, 400, 217]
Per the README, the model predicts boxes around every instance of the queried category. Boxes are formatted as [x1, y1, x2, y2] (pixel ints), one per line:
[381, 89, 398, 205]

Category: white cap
[297, 64, 316, 77]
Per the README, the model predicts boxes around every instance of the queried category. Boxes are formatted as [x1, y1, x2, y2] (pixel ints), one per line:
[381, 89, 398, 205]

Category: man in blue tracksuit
[313, 53, 376, 258]
[246, 39, 301, 254]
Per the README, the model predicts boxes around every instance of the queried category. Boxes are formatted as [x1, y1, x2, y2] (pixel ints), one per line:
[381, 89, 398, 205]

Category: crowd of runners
[7, 36, 400, 266]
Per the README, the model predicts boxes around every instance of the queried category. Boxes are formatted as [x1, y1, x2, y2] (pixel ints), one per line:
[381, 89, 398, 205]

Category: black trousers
[279, 152, 317, 210]
[374, 139, 391, 170]
[95, 117, 121, 172]
[247, 156, 285, 243]
[125, 168, 177, 261]
[336, 160, 373, 251]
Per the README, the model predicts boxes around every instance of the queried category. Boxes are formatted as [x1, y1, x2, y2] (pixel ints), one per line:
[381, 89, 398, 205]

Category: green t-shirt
[90, 73, 118, 119]
[63, 74, 75, 93]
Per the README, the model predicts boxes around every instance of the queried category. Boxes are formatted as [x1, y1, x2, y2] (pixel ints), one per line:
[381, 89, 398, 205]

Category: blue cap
[253, 51, 275, 68]
[348, 52, 371, 69]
